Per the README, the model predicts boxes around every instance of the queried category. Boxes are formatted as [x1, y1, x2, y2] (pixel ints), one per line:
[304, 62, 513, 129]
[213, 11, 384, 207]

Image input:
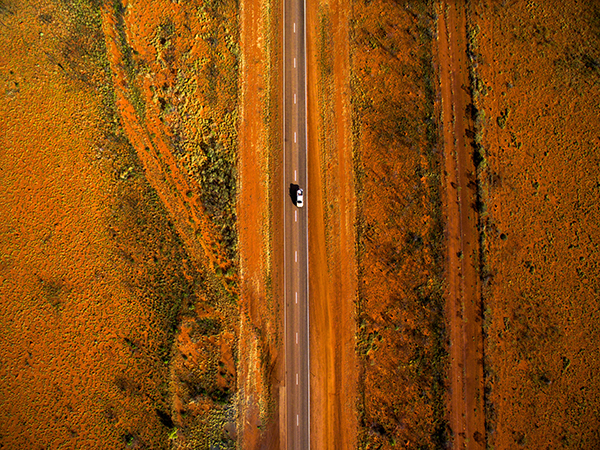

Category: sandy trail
[437, 1, 486, 448]
[306, 0, 357, 448]
[238, 0, 281, 446]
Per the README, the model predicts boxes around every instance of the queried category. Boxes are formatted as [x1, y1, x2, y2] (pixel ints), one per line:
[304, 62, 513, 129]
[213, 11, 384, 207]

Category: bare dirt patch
[306, 0, 359, 448]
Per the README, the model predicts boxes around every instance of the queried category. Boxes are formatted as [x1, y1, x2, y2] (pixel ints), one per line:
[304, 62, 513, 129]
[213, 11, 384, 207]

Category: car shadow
[289, 183, 299, 206]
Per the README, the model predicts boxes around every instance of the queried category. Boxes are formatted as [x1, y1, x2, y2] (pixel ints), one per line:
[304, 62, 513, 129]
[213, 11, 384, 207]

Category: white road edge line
[303, 0, 311, 441]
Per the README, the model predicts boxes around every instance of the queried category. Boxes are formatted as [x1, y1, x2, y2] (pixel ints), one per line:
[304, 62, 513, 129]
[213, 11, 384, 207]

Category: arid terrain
[468, 1, 600, 447]
[1, 0, 599, 449]
[349, 0, 448, 448]
[313, 0, 600, 448]
[1, 0, 244, 447]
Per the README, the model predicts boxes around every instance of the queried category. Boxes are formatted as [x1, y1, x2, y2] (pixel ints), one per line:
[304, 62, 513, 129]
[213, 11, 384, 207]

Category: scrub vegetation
[0, 0, 240, 447]
[3, 0, 600, 448]
[467, 1, 600, 447]
[350, 0, 448, 447]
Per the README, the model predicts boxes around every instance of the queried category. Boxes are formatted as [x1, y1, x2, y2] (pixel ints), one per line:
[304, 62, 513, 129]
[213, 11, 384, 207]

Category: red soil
[306, 0, 358, 448]
[238, 0, 283, 446]
[436, 1, 485, 447]
[469, 0, 600, 447]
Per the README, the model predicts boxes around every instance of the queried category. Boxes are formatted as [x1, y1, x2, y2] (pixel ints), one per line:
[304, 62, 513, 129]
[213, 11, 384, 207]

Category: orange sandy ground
[0, 2, 184, 447]
[436, 1, 486, 447]
[470, 1, 600, 447]
[307, 0, 359, 448]
[1, 0, 242, 447]
[238, 0, 283, 446]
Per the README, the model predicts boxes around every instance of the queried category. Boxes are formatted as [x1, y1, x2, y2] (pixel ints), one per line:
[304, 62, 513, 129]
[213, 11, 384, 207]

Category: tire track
[437, 1, 486, 448]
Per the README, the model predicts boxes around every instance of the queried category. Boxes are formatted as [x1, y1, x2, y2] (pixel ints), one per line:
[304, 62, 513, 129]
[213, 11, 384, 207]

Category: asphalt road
[282, 0, 309, 446]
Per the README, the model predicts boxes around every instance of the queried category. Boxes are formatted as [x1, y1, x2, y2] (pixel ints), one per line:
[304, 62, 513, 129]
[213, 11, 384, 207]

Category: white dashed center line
[295, 292, 298, 304]
[294, 22, 296, 33]
[296, 332, 298, 344]
[295, 251, 297, 262]
[294, 57, 296, 68]
[294, 132, 297, 143]
[294, 93, 297, 104]
[294, 169, 297, 181]
[296, 373, 299, 385]
[297, 415, 299, 426]
[295, 210, 297, 222]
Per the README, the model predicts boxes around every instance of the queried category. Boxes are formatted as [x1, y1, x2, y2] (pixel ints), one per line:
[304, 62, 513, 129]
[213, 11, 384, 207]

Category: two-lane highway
[282, 0, 309, 446]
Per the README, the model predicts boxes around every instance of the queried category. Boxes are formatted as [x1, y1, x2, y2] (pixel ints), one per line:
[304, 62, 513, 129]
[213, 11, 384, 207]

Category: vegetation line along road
[351, 1, 448, 447]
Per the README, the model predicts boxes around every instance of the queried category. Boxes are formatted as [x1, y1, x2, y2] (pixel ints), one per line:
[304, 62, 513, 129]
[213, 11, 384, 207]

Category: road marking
[294, 132, 297, 143]
[297, 415, 299, 426]
[295, 210, 297, 222]
[296, 332, 298, 344]
[295, 251, 297, 262]
[294, 169, 297, 181]
[296, 373, 299, 385]
[294, 57, 296, 68]
[294, 93, 297, 104]
[295, 292, 298, 304]
[294, 22, 296, 33]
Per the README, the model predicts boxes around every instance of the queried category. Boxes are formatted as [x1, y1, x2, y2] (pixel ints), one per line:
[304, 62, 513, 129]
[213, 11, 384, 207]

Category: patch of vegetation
[193, 317, 222, 337]
[60, 8, 197, 430]
[38, 277, 69, 309]
[60, 0, 224, 441]
[59, 0, 124, 135]
[465, 0, 494, 440]
[112, 0, 146, 121]
[51, 0, 107, 89]
[497, 107, 510, 129]
[155, 0, 240, 267]
[110, 165, 197, 336]
[351, 0, 448, 447]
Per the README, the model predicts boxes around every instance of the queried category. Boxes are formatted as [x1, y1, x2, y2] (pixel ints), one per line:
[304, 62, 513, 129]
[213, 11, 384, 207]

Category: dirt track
[238, 0, 284, 446]
[306, 0, 358, 447]
[437, 1, 485, 447]
[238, 0, 277, 446]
